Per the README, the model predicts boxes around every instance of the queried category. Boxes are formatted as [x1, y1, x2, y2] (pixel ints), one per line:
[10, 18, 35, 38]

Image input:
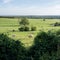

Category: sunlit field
[0, 18, 60, 47]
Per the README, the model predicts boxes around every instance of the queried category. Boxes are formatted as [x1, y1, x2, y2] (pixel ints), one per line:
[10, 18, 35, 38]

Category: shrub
[0, 34, 27, 60]
[31, 26, 36, 31]
[56, 30, 60, 35]
[12, 29, 15, 32]
[43, 18, 45, 21]
[0, 31, 60, 60]
[19, 26, 30, 31]
[24, 26, 30, 31]
[28, 31, 59, 60]
[18, 26, 25, 31]
[54, 22, 60, 26]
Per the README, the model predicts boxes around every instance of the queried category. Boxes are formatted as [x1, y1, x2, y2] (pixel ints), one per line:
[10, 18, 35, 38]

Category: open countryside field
[0, 18, 60, 47]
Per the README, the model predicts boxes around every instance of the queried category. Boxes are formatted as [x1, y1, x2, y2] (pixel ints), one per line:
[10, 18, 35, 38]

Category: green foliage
[56, 30, 60, 35]
[31, 26, 36, 31]
[19, 26, 30, 31]
[12, 29, 15, 32]
[19, 18, 29, 26]
[0, 34, 26, 60]
[18, 26, 25, 31]
[24, 26, 30, 31]
[28, 31, 59, 60]
[0, 31, 60, 60]
[43, 19, 45, 21]
[19, 18, 30, 32]
[54, 22, 60, 26]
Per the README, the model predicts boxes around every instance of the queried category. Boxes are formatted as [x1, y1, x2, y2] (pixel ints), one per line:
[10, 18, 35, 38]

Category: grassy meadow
[0, 18, 60, 47]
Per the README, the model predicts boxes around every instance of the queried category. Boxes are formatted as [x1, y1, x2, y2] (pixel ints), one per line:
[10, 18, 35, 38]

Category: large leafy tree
[28, 31, 59, 60]
[0, 31, 60, 60]
[19, 18, 29, 26]
[0, 34, 26, 60]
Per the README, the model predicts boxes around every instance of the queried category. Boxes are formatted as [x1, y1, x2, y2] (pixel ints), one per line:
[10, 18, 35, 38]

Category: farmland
[0, 18, 60, 47]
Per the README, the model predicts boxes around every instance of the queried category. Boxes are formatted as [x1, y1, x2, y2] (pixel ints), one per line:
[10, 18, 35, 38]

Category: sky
[0, 0, 60, 15]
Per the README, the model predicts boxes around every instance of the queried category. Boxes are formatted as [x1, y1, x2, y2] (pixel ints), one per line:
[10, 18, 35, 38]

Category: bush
[24, 26, 30, 31]
[18, 26, 25, 31]
[0, 34, 26, 60]
[28, 31, 59, 60]
[56, 30, 60, 35]
[19, 26, 30, 31]
[31, 26, 36, 31]
[0, 31, 60, 60]
[12, 29, 15, 32]
[54, 22, 60, 26]
[43, 18, 45, 21]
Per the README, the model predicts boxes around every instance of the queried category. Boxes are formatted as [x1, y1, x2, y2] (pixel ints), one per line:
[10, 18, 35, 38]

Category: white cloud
[0, 0, 60, 15]
[2, 0, 12, 4]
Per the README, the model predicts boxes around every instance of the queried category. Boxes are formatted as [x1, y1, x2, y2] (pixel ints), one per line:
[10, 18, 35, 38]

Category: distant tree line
[0, 15, 60, 19]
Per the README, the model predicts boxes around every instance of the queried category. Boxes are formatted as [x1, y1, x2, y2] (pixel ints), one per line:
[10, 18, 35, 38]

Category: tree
[19, 17, 30, 31]
[43, 18, 45, 21]
[18, 26, 30, 31]
[28, 31, 59, 60]
[0, 34, 26, 60]
[54, 22, 60, 26]
[31, 26, 36, 31]
[19, 18, 29, 26]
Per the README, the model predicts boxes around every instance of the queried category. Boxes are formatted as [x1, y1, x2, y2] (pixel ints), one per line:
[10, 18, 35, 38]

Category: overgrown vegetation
[19, 18, 36, 31]
[19, 18, 29, 26]
[19, 26, 30, 31]
[54, 22, 60, 26]
[31, 26, 36, 31]
[28, 31, 60, 60]
[43, 18, 45, 21]
[0, 34, 26, 60]
[19, 18, 30, 31]
[0, 30, 60, 60]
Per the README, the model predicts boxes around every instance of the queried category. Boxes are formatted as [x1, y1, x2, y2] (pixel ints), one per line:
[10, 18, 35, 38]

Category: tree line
[0, 15, 60, 19]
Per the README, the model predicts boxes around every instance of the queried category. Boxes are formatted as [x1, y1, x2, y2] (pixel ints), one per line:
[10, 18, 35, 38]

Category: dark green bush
[56, 30, 60, 35]
[43, 18, 45, 21]
[0, 31, 60, 60]
[54, 22, 60, 26]
[0, 34, 26, 60]
[28, 31, 59, 60]
[18, 26, 25, 31]
[24, 26, 30, 31]
[31, 26, 36, 31]
[19, 26, 29, 31]
[12, 29, 15, 32]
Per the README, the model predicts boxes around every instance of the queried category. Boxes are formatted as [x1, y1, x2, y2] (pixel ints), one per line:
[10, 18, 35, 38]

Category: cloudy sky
[0, 0, 60, 15]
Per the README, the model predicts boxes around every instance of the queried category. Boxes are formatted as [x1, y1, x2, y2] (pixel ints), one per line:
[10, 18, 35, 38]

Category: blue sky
[0, 0, 60, 15]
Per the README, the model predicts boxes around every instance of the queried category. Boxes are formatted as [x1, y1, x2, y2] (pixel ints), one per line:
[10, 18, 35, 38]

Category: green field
[0, 18, 60, 47]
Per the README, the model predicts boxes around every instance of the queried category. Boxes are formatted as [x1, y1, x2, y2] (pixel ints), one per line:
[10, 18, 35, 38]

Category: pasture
[0, 18, 60, 47]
